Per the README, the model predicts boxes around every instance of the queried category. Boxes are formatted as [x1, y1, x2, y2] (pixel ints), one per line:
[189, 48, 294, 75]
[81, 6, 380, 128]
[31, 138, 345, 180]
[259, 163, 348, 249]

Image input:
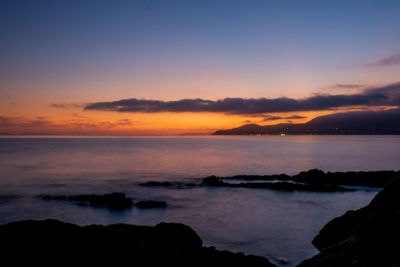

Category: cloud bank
[84, 82, 400, 115]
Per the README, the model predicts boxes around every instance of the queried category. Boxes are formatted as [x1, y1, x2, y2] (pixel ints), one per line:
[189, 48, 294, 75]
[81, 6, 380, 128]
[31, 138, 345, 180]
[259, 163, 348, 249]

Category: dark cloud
[364, 82, 400, 100]
[262, 115, 282, 121]
[86, 94, 388, 114]
[262, 115, 306, 121]
[84, 82, 400, 114]
[329, 84, 364, 89]
[286, 115, 307, 119]
[372, 54, 400, 67]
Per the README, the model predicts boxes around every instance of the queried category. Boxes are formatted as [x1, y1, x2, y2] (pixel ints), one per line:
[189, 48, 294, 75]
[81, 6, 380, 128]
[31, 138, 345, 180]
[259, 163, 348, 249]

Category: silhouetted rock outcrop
[209, 169, 400, 188]
[140, 181, 173, 187]
[139, 181, 197, 188]
[201, 176, 226, 186]
[136, 200, 167, 208]
[293, 169, 399, 188]
[39, 192, 133, 210]
[0, 219, 275, 267]
[222, 174, 292, 181]
[200, 176, 355, 192]
[297, 176, 400, 267]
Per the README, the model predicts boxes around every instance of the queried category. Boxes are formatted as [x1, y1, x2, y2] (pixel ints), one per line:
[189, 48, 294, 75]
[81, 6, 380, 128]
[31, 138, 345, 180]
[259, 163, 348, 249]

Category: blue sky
[1, 0, 400, 134]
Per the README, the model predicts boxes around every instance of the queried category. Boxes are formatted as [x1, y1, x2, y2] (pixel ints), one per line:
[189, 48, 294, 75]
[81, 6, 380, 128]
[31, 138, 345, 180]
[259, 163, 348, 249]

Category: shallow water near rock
[1, 135, 399, 266]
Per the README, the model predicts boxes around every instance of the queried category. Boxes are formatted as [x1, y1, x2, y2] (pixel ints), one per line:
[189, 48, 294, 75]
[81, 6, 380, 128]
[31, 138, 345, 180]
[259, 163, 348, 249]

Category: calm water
[1, 135, 399, 266]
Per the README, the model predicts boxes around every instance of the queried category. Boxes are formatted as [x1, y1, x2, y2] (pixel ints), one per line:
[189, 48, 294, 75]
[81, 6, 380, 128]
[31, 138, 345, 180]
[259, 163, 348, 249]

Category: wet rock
[201, 176, 226, 186]
[140, 181, 173, 187]
[235, 182, 355, 192]
[0, 219, 276, 267]
[221, 174, 292, 181]
[297, 176, 400, 267]
[200, 178, 355, 192]
[292, 169, 399, 188]
[40, 193, 133, 210]
[136, 200, 167, 208]
[38, 194, 67, 201]
[85, 193, 133, 210]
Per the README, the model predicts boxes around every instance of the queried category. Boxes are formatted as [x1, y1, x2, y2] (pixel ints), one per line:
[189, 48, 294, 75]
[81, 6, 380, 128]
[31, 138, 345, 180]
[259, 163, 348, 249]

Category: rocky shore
[298, 175, 400, 266]
[141, 169, 399, 192]
[0, 219, 275, 267]
[205, 169, 399, 188]
[2, 171, 400, 266]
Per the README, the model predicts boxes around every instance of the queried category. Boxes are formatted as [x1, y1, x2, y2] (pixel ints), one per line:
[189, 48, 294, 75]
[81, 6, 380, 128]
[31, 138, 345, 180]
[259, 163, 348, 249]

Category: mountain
[213, 109, 400, 135]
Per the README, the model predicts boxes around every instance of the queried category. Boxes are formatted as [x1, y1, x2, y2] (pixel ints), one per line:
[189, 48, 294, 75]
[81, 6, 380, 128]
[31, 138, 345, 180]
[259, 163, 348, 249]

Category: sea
[1, 135, 399, 266]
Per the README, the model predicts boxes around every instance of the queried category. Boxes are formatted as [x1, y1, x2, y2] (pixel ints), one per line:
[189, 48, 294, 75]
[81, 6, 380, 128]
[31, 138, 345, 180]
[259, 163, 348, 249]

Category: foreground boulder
[0, 219, 275, 267]
[298, 176, 400, 267]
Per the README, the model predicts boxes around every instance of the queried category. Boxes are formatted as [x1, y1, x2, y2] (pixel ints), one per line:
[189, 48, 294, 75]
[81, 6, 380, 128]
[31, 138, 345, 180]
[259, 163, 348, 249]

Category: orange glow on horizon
[0, 103, 396, 135]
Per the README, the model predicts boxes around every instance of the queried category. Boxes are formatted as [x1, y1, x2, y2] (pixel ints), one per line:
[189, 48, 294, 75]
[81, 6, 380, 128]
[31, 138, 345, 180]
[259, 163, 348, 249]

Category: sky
[1, 0, 400, 135]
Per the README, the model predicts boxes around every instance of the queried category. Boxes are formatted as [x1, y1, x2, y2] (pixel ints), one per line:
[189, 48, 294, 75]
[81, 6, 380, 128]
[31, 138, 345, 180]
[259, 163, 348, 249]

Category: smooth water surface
[1, 135, 399, 266]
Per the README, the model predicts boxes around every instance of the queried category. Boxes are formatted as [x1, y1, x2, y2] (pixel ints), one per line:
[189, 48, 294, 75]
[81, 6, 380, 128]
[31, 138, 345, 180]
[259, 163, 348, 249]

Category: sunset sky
[1, 0, 400, 135]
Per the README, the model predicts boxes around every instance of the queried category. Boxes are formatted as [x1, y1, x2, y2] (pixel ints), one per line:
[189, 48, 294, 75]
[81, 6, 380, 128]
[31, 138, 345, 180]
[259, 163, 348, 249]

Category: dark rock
[136, 200, 167, 208]
[38, 194, 67, 201]
[292, 169, 399, 188]
[38, 194, 54, 200]
[236, 182, 355, 192]
[292, 169, 325, 183]
[53, 195, 67, 200]
[140, 181, 173, 187]
[201, 176, 226, 186]
[86, 193, 133, 210]
[220, 174, 292, 181]
[41, 193, 133, 210]
[202, 169, 399, 189]
[0, 219, 275, 267]
[68, 194, 92, 201]
[297, 176, 400, 267]
[200, 177, 355, 192]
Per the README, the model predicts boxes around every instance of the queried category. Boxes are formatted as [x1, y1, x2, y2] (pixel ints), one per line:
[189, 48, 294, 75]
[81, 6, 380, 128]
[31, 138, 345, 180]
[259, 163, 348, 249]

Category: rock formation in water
[201, 176, 356, 192]
[39, 192, 134, 210]
[292, 169, 399, 188]
[297, 176, 400, 266]
[0, 219, 275, 267]
[202, 169, 400, 188]
[136, 200, 167, 208]
[39, 193, 169, 210]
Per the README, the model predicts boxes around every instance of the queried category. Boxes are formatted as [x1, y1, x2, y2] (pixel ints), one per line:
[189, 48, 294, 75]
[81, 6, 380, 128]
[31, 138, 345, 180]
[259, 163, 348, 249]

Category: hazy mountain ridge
[213, 109, 400, 135]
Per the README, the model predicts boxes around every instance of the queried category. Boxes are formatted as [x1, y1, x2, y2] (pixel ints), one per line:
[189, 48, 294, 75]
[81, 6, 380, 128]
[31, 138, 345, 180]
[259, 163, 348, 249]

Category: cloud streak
[50, 103, 84, 109]
[329, 84, 364, 89]
[84, 82, 400, 115]
[262, 115, 306, 121]
[372, 54, 400, 67]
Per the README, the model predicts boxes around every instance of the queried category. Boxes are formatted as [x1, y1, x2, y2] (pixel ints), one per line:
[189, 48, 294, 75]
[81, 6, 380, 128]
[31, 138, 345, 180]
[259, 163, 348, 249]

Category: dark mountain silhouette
[213, 109, 400, 135]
